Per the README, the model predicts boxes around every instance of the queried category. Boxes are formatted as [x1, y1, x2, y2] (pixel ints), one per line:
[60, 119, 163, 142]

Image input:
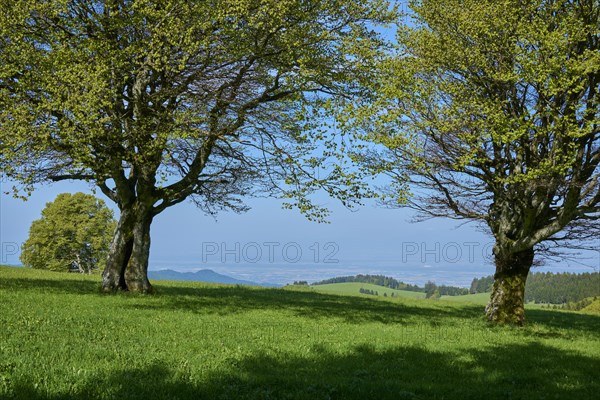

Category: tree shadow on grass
[525, 308, 600, 334]
[201, 342, 600, 400]
[143, 284, 600, 333]
[0, 277, 101, 295]
[137, 284, 485, 325]
[0, 274, 600, 333]
[3, 273, 599, 332]
[9, 342, 599, 400]
[0, 271, 481, 325]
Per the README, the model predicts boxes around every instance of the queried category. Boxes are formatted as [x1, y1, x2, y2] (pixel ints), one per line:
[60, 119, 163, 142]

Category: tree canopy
[21, 192, 116, 273]
[358, 0, 600, 324]
[0, 0, 398, 292]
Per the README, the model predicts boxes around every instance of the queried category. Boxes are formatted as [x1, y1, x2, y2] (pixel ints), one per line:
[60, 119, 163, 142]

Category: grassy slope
[314, 283, 545, 307]
[1, 265, 599, 400]
[440, 292, 491, 305]
[314, 283, 572, 308]
[582, 298, 600, 314]
[311, 282, 427, 299]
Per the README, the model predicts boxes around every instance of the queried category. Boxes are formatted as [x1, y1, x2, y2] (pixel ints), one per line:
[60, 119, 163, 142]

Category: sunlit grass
[310, 282, 427, 299]
[1, 265, 599, 399]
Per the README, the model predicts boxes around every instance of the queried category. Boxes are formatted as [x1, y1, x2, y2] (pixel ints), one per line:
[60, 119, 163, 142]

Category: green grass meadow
[310, 282, 427, 299]
[439, 292, 491, 304]
[1, 265, 599, 399]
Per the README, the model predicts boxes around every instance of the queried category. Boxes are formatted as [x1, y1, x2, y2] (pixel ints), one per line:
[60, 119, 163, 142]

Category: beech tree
[359, 0, 599, 324]
[21, 192, 116, 273]
[0, 0, 396, 292]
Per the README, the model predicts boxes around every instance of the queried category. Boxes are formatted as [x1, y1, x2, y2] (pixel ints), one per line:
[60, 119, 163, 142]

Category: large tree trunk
[124, 205, 153, 293]
[102, 203, 154, 293]
[485, 248, 534, 325]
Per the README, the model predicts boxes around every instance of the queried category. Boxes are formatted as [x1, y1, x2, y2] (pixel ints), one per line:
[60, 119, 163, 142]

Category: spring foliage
[366, 0, 600, 252]
[354, 0, 599, 323]
[0, 0, 399, 291]
[20, 193, 116, 273]
[0, 0, 397, 219]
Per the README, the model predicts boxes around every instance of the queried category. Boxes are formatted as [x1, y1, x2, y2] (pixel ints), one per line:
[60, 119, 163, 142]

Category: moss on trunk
[485, 249, 534, 325]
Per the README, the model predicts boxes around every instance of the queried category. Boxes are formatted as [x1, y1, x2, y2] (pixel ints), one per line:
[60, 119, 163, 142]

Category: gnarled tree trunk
[485, 248, 534, 325]
[102, 202, 154, 293]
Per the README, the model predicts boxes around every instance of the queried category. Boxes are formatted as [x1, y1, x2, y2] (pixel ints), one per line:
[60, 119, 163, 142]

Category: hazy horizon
[2, 179, 598, 287]
[2, 259, 596, 288]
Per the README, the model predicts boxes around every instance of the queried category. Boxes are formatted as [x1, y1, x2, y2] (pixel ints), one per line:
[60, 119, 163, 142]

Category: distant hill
[440, 292, 491, 305]
[581, 298, 600, 315]
[313, 274, 424, 292]
[312, 274, 469, 296]
[148, 269, 279, 287]
[311, 282, 427, 300]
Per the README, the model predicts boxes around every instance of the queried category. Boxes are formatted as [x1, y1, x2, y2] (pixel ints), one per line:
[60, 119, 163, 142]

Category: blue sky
[1, 177, 597, 286]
